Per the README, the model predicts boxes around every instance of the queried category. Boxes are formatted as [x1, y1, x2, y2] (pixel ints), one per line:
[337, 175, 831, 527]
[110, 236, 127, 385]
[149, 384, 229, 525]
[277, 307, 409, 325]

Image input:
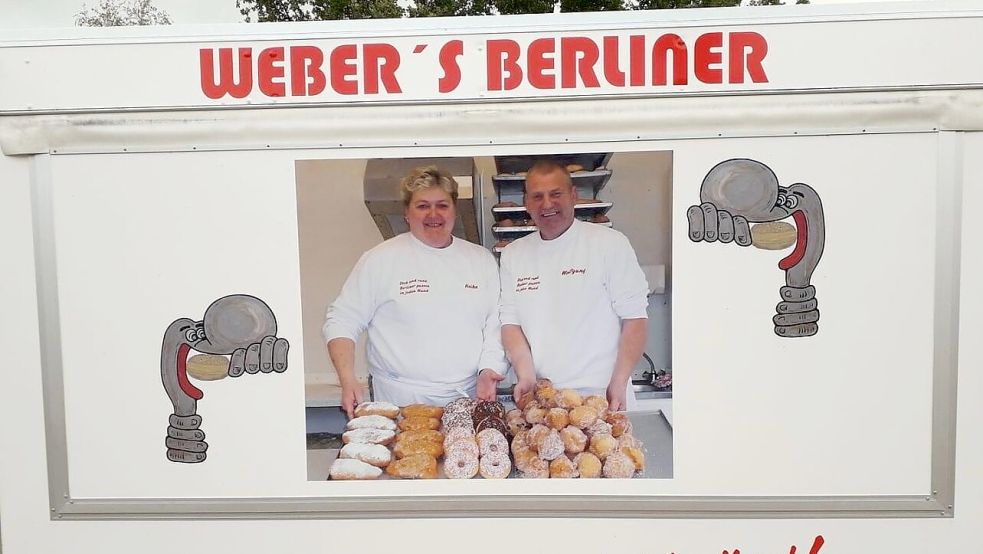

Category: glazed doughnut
[534, 385, 558, 408]
[588, 433, 618, 461]
[398, 416, 440, 432]
[401, 404, 443, 419]
[185, 354, 229, 381]
[605, 413, 633, 438]
[519, 454, 549, 478]
[536, 429, 565, 461]
[395, 429, 443, 444]
[444, 448, 479, 479]
[346, 415, 397, 431]
[512, 446, 538, 473]
[560, 425, 588, 454]
[573, 452, 602, 478]
[507, 418, 530, 438]
[342, 428, 395, 446]
[583, 395, 609, 414]
[476, 428, 509, 457]
[329, 458, 382, 480]
[393, 439, 443, 460]
[617, 433, 643, 450]
[515, 391, 535, 411]
[354, 401, 400, 419]
[526, 424, 550, 451]
[511, 429, 529, 456]
[621, 446, 646, 472]
[568, 405, 599, 429]
[545, 408, 570, 430]
[549, 455, 579, 478]
[444, 397, 475, 415]
[524, 405, 547, 425]
[338, 442, 392, 468]
[555, 389, 583, 409]
[479, 452, 512, 479]
[386, 453, 438, 479]
[602, 451, 635, 478]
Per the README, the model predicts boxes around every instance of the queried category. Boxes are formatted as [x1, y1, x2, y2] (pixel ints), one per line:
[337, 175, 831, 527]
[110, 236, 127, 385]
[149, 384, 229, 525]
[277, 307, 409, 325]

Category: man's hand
[340, 381, 363, 419]
[512, 375, 535, 404]
[477, 368, 505, 402]
[606, 375, 630, 412]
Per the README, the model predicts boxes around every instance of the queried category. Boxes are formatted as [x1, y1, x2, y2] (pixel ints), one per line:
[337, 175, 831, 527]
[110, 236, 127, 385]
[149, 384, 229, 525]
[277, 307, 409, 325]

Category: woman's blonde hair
[400, 165, 459, 206]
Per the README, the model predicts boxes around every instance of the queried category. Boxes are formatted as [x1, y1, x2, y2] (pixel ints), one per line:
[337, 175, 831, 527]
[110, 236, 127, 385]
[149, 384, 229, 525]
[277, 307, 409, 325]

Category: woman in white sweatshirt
[322, 166, 507, 417]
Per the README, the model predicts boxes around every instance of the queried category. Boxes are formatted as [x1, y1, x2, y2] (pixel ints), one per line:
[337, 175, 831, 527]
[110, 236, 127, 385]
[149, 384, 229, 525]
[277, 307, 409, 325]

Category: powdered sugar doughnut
[585, 419, 613, 438]
[549, 455, 579, 478]
[617, 433, 643, 450]
[536, 429, 564, 461]
[476, 428, 509, 457]
[445, 436, 479, 459]
[519, 456, 549, 478]
[573, 452, 602, 478]
[602, 450, 636, 478]
[560, 425, 588, 454]
[511, 429, 529, 456]
[589, 433, 618, 461]
[526, 424, 550, 452]
[545, 407, 569, 430]
[583, 395, 609, 415]
[568, 405, 599, 429]
[479, 452, 512, 479]
[443, 449, 479, 479]
[442, 426, 475, 449]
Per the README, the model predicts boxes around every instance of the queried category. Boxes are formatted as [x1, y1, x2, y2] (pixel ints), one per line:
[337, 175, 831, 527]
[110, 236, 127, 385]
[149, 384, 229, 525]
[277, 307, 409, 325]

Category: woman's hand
[606, 374, 629, 412]
[512, 375, 536, 404]
[340, 381, 364, 419]
[477, 368, 505, 402]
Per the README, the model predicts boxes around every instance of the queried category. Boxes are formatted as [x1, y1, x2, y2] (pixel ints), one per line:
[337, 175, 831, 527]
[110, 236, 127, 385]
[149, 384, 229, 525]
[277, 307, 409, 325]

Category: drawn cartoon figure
[161, 294, 289, 463]
[686, 159, 825, 337]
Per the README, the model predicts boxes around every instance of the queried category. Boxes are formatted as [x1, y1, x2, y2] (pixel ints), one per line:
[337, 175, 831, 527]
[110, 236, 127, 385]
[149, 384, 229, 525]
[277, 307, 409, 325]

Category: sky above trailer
[0, 0, 918, 29]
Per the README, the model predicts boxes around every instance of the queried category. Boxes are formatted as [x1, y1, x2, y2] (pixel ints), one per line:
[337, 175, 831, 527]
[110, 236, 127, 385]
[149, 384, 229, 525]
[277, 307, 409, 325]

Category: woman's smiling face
[406, 186, 456, 248]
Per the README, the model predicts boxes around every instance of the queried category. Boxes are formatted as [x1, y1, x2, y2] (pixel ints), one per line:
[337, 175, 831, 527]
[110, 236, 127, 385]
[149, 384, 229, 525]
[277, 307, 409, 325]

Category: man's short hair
[400, 165, 459, 206]
[524, 160, 573, 193]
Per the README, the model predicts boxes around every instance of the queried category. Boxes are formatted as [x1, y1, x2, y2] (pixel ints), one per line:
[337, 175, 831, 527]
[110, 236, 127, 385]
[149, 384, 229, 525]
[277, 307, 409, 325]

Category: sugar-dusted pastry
[329, 458, 382, 480]
[338, 442, 392, 468]
[345, 415, 397, 431]
[353, 401, 400, 419]
[341, 428, 395, 446]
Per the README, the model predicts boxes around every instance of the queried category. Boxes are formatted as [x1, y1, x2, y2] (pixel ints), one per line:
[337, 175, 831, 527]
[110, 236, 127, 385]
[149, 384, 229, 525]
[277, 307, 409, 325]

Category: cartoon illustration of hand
[686, 202, 753, 245]
[161, 295, 289, 463]
[687, 159, 825, 337]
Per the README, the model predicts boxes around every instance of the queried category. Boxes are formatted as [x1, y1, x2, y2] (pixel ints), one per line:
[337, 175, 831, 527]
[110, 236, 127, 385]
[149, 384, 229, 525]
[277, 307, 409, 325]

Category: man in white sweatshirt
[499, 160, 649, 411]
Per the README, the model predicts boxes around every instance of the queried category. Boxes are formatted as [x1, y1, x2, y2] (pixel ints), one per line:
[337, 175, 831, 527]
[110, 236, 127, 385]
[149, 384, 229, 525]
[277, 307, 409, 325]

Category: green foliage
[636, 0, 740, 8]
[408, 0, 496, 17]
[237, 0, 404, 22]
[236, 0, 809, 22]
[75, 0, 171, 26]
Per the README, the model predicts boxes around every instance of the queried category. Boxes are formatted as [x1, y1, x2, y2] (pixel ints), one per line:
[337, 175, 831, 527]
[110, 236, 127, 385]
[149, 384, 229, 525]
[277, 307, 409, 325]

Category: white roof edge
[0, 0, 979, 47]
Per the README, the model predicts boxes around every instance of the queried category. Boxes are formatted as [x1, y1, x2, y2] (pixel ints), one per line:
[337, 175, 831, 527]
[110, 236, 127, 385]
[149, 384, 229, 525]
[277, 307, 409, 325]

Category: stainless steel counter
[307, 409, 673, 480]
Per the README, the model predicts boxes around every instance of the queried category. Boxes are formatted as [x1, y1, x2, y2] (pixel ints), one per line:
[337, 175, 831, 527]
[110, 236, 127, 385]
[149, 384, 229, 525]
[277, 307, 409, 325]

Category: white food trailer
[1, 1, 982, 552]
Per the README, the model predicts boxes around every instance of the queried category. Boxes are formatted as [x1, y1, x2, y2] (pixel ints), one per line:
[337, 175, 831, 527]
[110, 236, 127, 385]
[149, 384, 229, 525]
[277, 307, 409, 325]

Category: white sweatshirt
[323, 233, 507, 406]
[500, 219, 649, 391]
